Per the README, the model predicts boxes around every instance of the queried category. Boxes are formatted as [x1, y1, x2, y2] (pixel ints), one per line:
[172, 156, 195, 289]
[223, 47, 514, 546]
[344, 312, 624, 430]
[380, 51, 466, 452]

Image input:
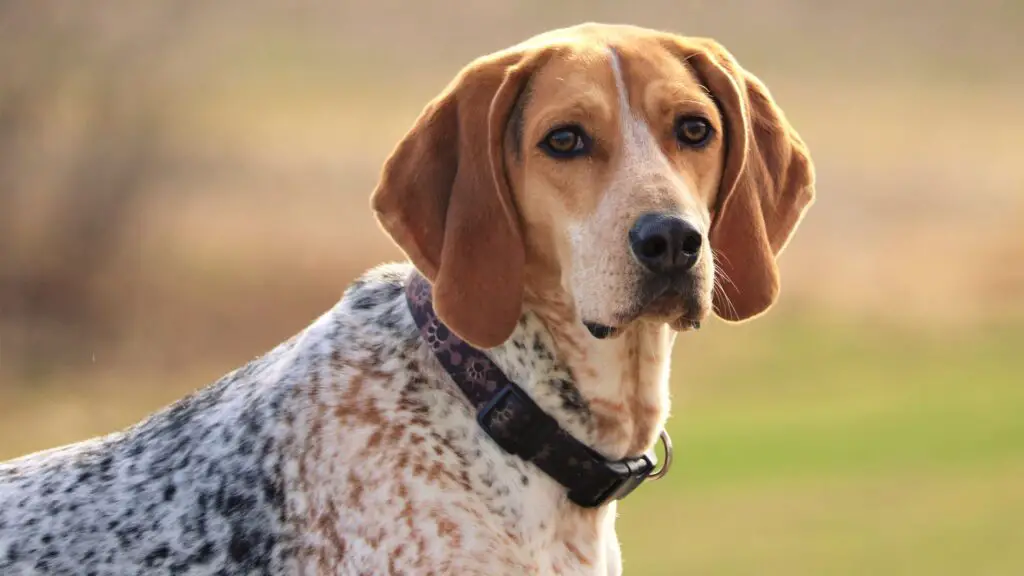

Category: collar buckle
[570, 453, 654, 508]
[476, 383, 657, 509]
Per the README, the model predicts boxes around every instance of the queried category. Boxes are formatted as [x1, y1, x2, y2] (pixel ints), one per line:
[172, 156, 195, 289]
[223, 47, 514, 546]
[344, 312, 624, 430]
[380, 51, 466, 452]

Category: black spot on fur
[144, 545, 169, 567]
[552, 378, 588, 414]
[351, 292, 379, 311]
[228, 532, 253, 563]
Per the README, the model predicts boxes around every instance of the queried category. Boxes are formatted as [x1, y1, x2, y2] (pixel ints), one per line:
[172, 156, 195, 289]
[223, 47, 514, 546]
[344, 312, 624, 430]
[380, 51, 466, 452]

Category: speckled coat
[0, 265, 624, 575]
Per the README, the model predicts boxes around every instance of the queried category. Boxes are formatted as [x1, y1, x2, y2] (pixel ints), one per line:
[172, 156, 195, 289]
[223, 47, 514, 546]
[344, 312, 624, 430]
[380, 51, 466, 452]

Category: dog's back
[0, 344, 302, 574]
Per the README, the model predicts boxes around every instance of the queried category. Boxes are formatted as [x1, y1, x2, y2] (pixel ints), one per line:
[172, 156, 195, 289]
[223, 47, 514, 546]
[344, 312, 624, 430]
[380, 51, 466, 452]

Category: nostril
[680, 231, 702, 256]
[631, 212, 703, 273]
[639, 235, 668, 260]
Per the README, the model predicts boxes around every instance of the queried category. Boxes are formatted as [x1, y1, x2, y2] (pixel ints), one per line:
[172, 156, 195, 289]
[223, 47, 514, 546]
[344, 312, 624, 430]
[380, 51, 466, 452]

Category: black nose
[629, 212, 703, 274]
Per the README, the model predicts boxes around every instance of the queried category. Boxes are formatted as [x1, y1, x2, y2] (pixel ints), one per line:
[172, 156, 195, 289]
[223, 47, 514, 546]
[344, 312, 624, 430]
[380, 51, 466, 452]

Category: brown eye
[675, 116, 713, 147]
[539, 125, 590, 158]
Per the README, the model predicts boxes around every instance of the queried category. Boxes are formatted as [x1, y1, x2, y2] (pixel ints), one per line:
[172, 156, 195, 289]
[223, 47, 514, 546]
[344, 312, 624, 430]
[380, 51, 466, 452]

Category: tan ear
[668, 37, 816, 322]
[370, 49, 545, 348]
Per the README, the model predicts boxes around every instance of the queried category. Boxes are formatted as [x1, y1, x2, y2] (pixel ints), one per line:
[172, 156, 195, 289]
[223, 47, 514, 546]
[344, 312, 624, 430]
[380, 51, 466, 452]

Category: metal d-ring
[647, 429, 673, 481]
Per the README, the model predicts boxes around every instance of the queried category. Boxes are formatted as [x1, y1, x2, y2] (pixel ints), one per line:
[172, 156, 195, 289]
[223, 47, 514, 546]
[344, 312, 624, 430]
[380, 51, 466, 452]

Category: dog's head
[372, 23, 815, 348]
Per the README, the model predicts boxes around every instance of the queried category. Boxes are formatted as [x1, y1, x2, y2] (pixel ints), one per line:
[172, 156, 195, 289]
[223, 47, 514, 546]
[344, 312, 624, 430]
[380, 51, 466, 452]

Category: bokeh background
[1, 1, 1022, 573]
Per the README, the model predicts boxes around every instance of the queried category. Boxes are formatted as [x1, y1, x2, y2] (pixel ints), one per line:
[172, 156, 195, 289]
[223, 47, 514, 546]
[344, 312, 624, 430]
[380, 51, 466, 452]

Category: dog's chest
[288, 378, 620, 575]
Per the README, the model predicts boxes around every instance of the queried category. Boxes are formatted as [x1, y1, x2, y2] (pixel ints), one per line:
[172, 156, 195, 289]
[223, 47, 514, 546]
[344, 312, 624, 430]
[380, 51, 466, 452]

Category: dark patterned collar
[405, 271, 659, 508]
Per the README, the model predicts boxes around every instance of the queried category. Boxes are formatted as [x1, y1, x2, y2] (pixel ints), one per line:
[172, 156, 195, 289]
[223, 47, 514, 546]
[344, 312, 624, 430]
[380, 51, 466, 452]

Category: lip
[582, 278, 704, 339]
[583, 321, 619, 339]
[670, 314, 702, 331]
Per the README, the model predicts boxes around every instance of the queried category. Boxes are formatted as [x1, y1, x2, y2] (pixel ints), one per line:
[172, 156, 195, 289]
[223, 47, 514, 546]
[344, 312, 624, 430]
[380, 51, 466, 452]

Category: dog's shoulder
[0, 262, 424, 574]
[0, 334, 308, 573]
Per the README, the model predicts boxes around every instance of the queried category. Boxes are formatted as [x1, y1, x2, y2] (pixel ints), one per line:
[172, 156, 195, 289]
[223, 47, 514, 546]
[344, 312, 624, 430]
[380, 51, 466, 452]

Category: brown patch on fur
[587, 397, 626, 413]
[386, 423, 407, 445]
[365, 428, 384, 450]
[565, 541, 591, 567]
[316, 500, 348, 571]
[332, 371, 386, 427]
[434, 514, 463, 548]
[395, 452, 409, 470]
[399, 498, 416, 531]
[426, 461, 444, 484]
[347, 471, 364, 510]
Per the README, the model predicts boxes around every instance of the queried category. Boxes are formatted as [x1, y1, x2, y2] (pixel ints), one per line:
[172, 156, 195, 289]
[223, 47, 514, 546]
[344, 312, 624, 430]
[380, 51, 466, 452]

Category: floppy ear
[370, 49, 545, 348]
[669, 37, 816, 321]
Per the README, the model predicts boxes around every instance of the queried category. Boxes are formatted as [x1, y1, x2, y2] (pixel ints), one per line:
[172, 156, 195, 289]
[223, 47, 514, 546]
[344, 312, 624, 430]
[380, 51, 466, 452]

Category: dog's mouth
[582, 278, 707, 340]
[583, 321, 621, 339]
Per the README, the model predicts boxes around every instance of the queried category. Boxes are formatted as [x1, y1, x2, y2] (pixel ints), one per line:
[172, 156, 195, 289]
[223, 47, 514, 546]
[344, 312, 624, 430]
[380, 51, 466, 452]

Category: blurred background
[1, 1, 1022, 573]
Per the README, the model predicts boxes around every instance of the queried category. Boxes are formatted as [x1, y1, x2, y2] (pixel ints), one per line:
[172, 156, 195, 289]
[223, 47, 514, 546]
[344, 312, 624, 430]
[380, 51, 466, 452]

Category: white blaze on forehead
[607, 48, 677, 177]
[606, 47, 706, 228]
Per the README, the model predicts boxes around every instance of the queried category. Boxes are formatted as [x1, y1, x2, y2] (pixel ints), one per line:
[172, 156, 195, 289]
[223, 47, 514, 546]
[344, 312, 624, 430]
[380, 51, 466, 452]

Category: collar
[405, 271, 668, 508]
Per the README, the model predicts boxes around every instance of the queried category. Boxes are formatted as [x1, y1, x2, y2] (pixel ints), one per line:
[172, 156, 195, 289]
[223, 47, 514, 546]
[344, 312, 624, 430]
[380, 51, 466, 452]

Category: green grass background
[618, 320, 1024, 574]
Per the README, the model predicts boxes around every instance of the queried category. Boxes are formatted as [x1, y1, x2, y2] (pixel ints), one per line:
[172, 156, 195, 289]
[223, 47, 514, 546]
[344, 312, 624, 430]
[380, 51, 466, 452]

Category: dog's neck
[487, 291, 676, 461]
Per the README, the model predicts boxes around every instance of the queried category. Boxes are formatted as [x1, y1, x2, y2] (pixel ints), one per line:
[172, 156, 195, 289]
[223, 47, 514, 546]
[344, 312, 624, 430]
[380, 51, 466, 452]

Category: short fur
[0, 23, 814, 575]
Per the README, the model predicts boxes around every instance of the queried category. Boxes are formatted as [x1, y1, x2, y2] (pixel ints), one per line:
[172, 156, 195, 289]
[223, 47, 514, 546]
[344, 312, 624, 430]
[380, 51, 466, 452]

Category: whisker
[712, 272, 739, 320]
[712, 251, 737, 291]
[709, 247, 739, 319]
[711, 250, 738, 291]
[720, 286, 739, 320]
[714, 264, 738, 292]
[711, 247, 733, 270]
[712, 248, 736, 272]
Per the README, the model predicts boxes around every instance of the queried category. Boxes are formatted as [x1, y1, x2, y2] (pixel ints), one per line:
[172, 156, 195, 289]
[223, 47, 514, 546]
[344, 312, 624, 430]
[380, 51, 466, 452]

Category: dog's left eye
[674, 116, 713, 148]
[539, 125, 590, 159]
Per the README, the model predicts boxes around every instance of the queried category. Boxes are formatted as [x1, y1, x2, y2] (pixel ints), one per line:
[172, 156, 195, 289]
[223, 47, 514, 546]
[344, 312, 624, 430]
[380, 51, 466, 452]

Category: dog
[0, 23, 814, 575]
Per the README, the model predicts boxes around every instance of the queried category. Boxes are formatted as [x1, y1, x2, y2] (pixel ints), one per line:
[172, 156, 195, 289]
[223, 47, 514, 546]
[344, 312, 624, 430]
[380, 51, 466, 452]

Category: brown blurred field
[1, 1, 1023, 574]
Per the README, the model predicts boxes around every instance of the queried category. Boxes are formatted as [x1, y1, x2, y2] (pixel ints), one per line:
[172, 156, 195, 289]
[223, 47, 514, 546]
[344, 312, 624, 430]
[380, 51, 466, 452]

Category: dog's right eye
[539, 125, 591, 159]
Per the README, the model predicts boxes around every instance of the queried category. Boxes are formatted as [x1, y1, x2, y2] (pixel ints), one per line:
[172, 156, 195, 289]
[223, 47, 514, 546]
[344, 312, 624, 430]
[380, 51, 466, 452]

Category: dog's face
[372, 23, 815, 348]
[506, 39, 725, 336]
